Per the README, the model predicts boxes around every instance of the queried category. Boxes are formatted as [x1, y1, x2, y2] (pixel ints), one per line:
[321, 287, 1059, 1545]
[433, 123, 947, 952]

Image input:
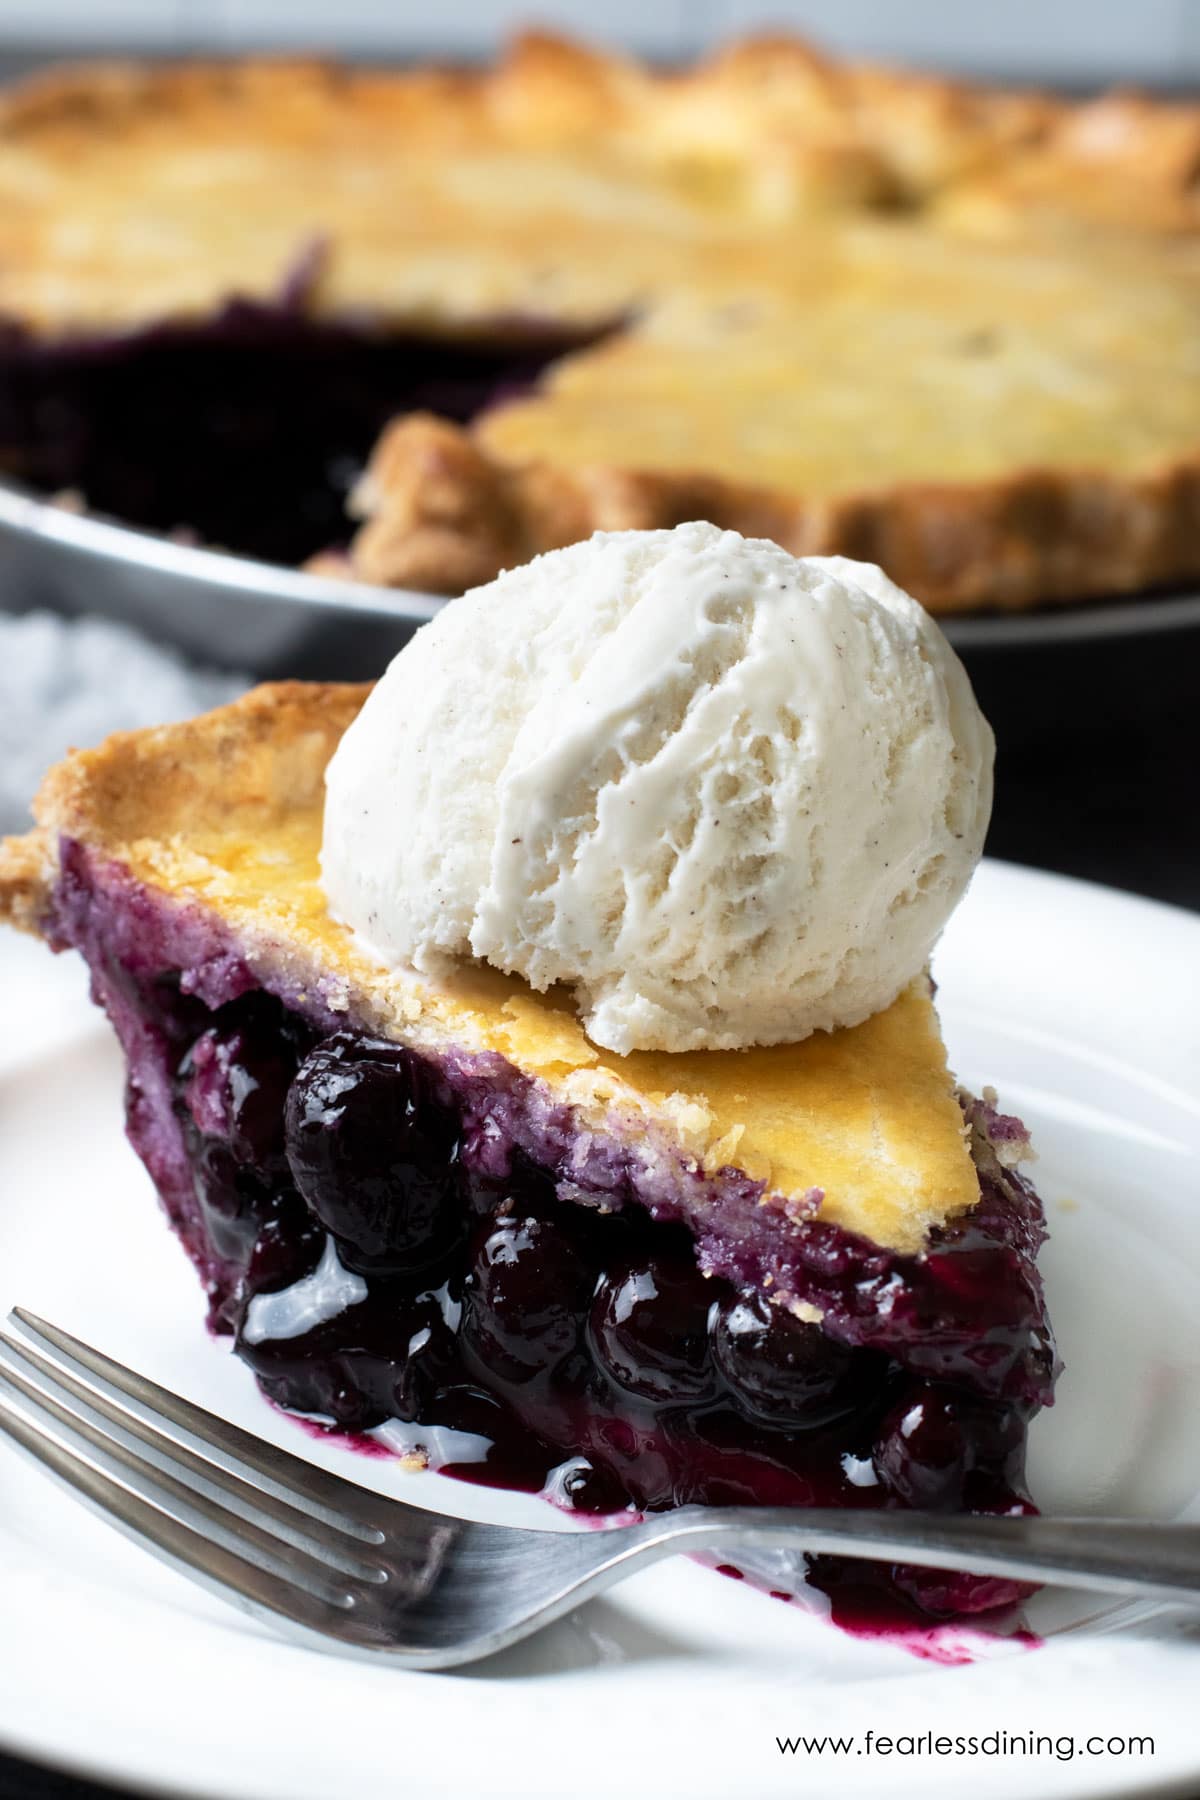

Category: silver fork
[1, 1306, 1198, 1669]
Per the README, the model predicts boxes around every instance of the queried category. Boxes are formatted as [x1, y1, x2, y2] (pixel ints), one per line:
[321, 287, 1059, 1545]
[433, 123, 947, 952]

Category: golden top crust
[941, 91, 1200, 239]
[0, 682, 980, 1256]
[4, 34, 1200, 614]
[0, 36, 1189, 339]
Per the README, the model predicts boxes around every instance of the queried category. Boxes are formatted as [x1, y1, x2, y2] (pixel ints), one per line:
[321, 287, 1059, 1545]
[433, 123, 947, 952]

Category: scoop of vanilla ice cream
[322, 523, 993, 1054]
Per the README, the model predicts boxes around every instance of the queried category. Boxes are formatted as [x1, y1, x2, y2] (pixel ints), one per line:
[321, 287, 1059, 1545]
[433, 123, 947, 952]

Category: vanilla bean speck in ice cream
[321, 523, 993, 1054]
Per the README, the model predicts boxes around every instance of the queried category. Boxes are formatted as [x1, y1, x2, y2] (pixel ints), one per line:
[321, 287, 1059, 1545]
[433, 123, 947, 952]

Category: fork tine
[10, 1307, 385, 1542]
[0, 1328, 386, 1582]
[0, 1355, 377, 1602]
[0, 1377, 361, 1645]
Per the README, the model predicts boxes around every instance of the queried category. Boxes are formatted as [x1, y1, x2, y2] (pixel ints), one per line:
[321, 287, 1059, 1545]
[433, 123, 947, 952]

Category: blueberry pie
[1, 34, 1200, 611]
[0, 532, 1060, 1626]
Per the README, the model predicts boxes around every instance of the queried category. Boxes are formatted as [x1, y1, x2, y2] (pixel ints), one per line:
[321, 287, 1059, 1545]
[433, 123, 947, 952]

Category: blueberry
[253, 1359, 386, 1435]
[314, 1282, 460, 1424]
[466, 1154, 559, 1221]
[180, 992, 311, 1179]
[389, 1286, 461, 1420]
[875, 1380, 1032, 1513]
[711, 1289, 868, 1429]
[285, 1035, 465, 1276]
[190, 1141, 269, 1264]
[238, 1190, 325, 1302]
[589, 1257, 717, 1405]
[462, 1211, 591, 1383]
[873, 1384, 972, 1509]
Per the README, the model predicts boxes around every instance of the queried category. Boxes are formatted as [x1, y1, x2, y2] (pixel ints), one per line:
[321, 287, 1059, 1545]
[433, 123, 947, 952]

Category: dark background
[973, 627, 1198, 912]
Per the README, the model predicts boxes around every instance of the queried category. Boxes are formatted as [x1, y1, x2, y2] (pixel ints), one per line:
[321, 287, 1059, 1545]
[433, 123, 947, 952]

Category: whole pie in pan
[0, 675, 1058, 1627]
[1, 33, 1200, 612]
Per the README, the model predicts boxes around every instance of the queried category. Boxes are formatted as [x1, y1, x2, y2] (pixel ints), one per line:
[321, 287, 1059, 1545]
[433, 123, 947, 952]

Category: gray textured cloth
[0, 611, 247, 836]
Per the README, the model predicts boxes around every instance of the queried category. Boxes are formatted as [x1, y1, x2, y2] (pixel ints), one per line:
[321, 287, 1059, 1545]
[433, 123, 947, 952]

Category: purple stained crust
[44, 836, 1061, 1621]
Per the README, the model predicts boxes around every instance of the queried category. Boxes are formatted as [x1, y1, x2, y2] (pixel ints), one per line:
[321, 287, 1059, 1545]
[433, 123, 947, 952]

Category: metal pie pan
[3, 475, 1200, 679]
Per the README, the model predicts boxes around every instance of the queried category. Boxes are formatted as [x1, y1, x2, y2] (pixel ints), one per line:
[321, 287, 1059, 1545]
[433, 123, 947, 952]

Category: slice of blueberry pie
[0, 528, 1059, 1626]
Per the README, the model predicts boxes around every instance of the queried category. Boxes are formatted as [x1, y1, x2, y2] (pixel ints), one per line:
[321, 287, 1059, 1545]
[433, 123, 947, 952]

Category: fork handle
[617, 1508, 1200, 1607]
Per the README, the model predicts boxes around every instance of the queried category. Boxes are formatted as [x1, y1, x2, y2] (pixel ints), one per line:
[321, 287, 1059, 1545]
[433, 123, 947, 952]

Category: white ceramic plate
[2, 860, 1199, 1800]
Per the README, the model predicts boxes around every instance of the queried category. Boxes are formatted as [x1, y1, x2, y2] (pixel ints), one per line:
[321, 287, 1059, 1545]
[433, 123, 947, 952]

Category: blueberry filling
[166, 996, 1044, 1619]
[284, 1034, 468, 1277]
[0, 306, 605, 563]
[48, 845, 1057, 1626]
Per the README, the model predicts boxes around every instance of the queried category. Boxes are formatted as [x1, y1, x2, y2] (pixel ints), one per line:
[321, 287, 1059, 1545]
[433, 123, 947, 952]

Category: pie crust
[2, 35, 1200, 613]
[0, 684, 1059, 1598]
[0, 682, 981, 1259]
